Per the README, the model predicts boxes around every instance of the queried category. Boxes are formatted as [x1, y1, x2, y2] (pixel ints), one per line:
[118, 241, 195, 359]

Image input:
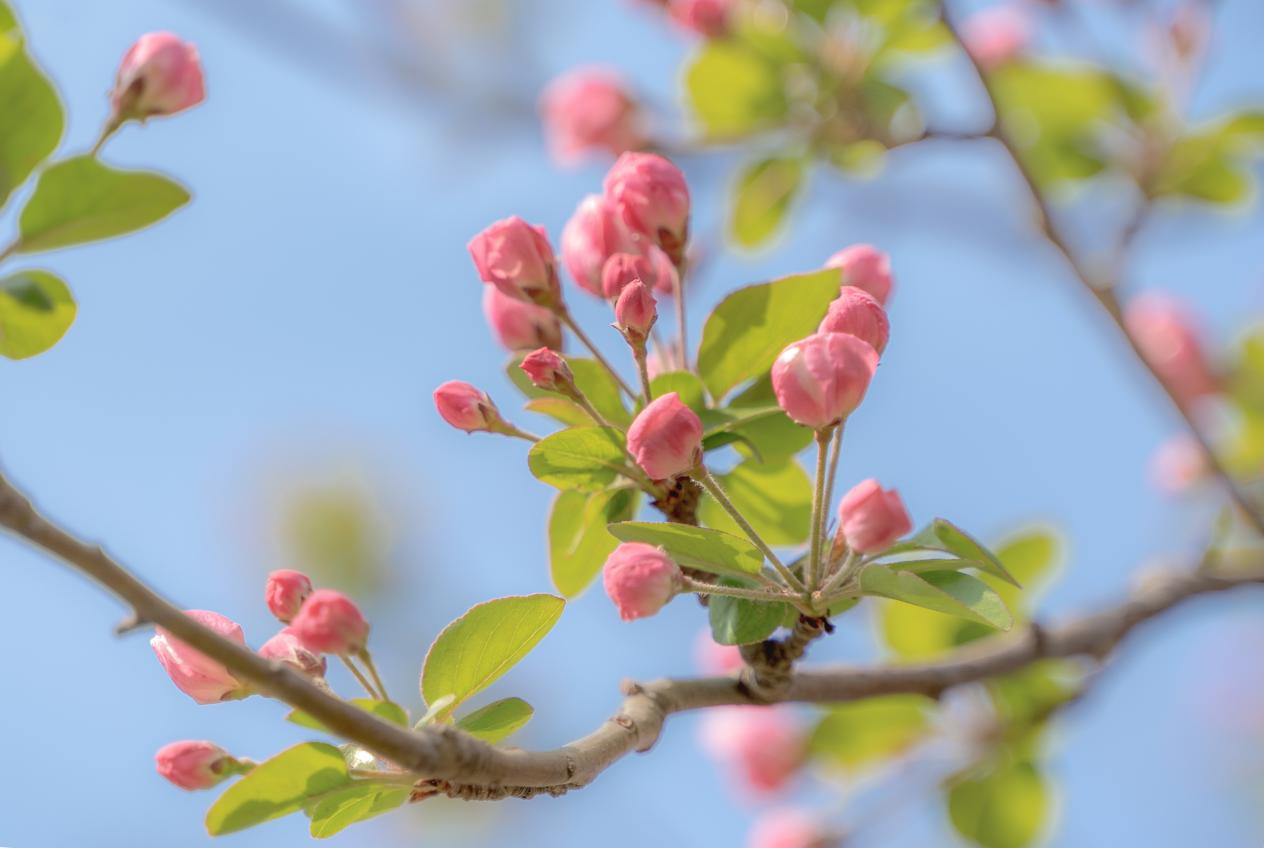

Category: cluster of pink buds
[699, 706, 806, 795]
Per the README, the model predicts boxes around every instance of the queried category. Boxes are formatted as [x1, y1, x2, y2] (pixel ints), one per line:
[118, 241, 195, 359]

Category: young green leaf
[696, 268, 841, 399]
[206, 743, 350, 836]
[809, 694, 934, 771]
[684, 41, 786, 140]
[0, 269, 75, 359]
[455, 697, 534, 744]
[549, 488, 638, 597]
[730, 156, 805, 249]
[528, 426, 630, 491]
[0, 19, 64, 210]
[286, 699, 409, 734]
[17, 156, 189, 253]
[947, 758, 1050, 848]
[709, 582, 787, 645]
[421, 594, 565, 719]
[306, 784, 408, 839]
[860, 567, 1012, 630]
[608, 520, 764, 580]
[881, 519, 1020, 587]
[650, 371, 708, 413]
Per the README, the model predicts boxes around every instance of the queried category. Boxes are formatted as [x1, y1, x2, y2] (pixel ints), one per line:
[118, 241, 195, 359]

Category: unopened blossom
[520, 347, 573, 392]
[264, 569, 312, 623]
[626, 392, 704, 479]
[962, 5, 1029, 70]
[694, 629, 744, 675]
[258, 628, 327, 678]
[1124, 293, 1219, 408]
[151, 610, 251, 705]
[433, 381, 500, 433]
[668, 0, 736, 38]
[748, 808, 829, 848]
[700, 706, 805, 794]
[604, 152, 691, 264]
[468, 216, 560, 306]
[824, 244, 893, 305]
[483, 286, 563, 351]
[539, 68, 643, 166]
[818, 286, 890, 354]
[603, 542, 682, 620]
[615, 280, 658, 340]
[289, 589, 369, 655]
[837, 479, 912, 553]
[561, 195, 638, 297]
[1151, 435, 1208, 495]
[772, 332, 879, 429]
[602, 252, 654, 300]
[155, 741, 238, 791]
[110, 32, 205, 120]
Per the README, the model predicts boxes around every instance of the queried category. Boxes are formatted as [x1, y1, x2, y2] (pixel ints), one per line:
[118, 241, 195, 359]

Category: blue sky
[2, 1, 1263, 845]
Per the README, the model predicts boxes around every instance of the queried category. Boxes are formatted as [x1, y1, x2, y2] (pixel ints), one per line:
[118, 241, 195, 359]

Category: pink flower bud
[1124, 294, 1218, 409]
[699, 706, 804, 795]
[824, 244, 893, 305]
[258, 628, 327, 678]
[604, 153, 691, 264]
[602, 252, 654, 300]
[772, 333, 879, 429]
[289, 589, 369, 655]
[626, 392, 704, 480]
[647, 244, 680, 295]
[264, 569, 312, 623]
[155, 740, 238, 791]
[602, 542, 682, 620]
[748, 809, 827, 848]
[110, 32, 205, 120]
[1151, 435, 1207, 495]
[433, 380, 500, 433]
[150, 610, 250, 705]
[539, 68, 643, 166]
[520, 347, 573, 392]
[668, 0, 736, 38]
[837, 479, 911, 553]
[694, 629, 744, 675]
[615, 279, 658, 339]
[562, 195, 638, 297]
[483, 286, 563, 352]
[962, 6, 1029, 70]
[818, 286, 890, 354]
[468, 217, 561, 306]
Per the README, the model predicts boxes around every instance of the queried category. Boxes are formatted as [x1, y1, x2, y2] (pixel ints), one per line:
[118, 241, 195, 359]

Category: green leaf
[528, 426, 630, 492]
[518, 359, 631, 428]
[549, 487, 639, 597]
[992, 528, 1061, 613]
[709, 583, 787, 645]
[306, 785, 408, 839]
[650, 371, 708, 413]
[809, 695, 934, 770]
[1152, 115, 1264, 205]
[608, 521, 764, 580]
[456, 697, 534, 744]
[684, 42, 786, 140]
[699, 459, 813, 546]
[860, 567, 1012, 630]
[0, 17, 63, 209]
[881, 519, 1020, 587]
[16, 156, 189, 253]
[947, 759, 1050, 848]
[206, 743, 350, 836]
[696, 268, 841, 399]
[421, 594, 565, 718]
[286, 699, 409, 734]
[0, 269, 74, 359]
[730, 156, 805, 249]
[876, 596, 969, 660]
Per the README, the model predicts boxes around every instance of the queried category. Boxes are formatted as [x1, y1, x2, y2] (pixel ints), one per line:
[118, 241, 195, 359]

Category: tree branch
[937, 1, 1264, 537]
[2, 466, 1260, 799]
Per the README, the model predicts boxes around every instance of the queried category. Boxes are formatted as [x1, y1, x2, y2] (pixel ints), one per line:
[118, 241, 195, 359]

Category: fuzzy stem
[694, 466, 806, 593]
[559, 311, 637, 399]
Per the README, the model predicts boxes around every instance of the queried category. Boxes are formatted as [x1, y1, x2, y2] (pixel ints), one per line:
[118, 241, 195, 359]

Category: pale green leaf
[684, 42, 786, 140]
[549, 488, 638, 597]
[286, 699, 409, 734]
[206, 743, 349, 836]
[456, 697, 534, 744]
[307, 785, 408, 839]
[0, 269, 74, 359]
[0, 17, 63, 209]
[528, 426, 630, 491]
[699, 459, 813, 546]
[730, 156, 805, 249]
[860, 567, 1012, 630]
[421, 594, 565, 718]
[608, 521, 764, 579]
[948, 759, 1050, 848]
[809, 695, 934, 770]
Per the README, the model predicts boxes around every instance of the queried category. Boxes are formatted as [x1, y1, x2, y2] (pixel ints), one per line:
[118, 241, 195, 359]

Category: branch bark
[2, 466, 1260, 799]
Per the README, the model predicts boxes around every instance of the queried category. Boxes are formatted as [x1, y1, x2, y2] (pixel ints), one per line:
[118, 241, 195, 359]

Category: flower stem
[673, 269, 690, 372]
[807, 428, 832, 592]
[694, 466, 806, 593]
[338, 653, 380, 699]
[633, 342, 654, 407]
[357, 650, 391, 703]
[559, 310, 637, 399]
[680, 577, 790, 603]
[817, 550, 862, 601]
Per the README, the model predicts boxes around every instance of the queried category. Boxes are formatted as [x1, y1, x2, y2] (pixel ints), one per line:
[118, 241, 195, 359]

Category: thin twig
[558, 311, 637, 399]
